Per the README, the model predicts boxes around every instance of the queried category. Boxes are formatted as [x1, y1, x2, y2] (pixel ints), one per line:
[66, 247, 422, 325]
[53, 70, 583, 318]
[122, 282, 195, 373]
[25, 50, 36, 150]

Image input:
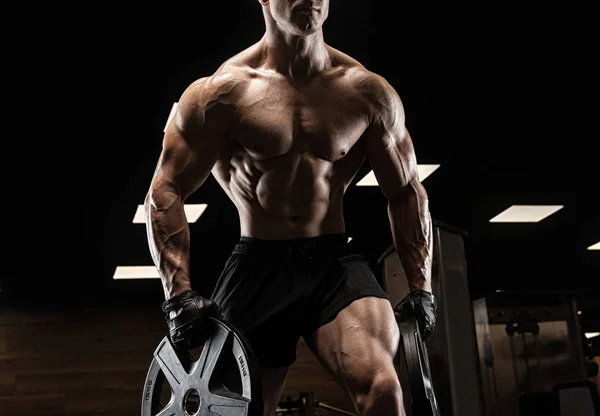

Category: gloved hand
[161, 289, 223, 350]
[393, 290, 437, 341]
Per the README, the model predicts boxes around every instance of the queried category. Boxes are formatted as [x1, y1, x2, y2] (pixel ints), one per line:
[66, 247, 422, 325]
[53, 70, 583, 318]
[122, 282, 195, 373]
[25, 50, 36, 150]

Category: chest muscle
[229, 78, 368, 162]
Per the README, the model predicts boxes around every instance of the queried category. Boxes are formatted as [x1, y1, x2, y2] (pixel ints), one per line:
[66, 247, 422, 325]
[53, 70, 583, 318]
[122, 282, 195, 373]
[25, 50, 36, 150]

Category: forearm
[145, 181, 192, 299]
[388, 181, 433, 292]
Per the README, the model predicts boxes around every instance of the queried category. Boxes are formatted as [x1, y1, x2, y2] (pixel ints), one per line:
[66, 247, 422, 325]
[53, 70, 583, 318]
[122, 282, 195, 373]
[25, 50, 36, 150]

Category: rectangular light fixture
[587, 241, 600, 250]
[489, 205, 564, 223]
[356, 164, 441, 186]
[356, 171, 377, 186]
[113, 266, 160, 280]
[132, 204, 207, 224]
[417, 164, 441, 181]
[585, 332, 600, 339]
[164, 102, 178, 132]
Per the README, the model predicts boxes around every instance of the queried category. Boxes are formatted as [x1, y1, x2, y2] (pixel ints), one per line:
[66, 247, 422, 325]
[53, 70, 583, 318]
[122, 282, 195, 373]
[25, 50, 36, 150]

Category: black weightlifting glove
[394, 290, 437, 341]
[162, 290, 223, 350]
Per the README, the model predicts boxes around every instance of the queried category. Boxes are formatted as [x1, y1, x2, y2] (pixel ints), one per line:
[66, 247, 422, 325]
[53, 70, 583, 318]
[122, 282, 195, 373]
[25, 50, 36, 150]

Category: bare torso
[147, 32, 430, 298]
[210, 43, 376, 239]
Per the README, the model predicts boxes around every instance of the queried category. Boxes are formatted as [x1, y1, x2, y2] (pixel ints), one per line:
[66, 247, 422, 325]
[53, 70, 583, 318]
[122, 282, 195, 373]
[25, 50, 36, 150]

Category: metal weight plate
[398, 317, 440, 416]
[141, 317, 263, 416]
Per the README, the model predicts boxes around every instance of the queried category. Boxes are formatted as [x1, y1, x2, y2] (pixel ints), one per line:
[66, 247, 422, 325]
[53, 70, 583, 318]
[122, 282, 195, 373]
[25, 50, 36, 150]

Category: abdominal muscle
[213, 146, 355, 240]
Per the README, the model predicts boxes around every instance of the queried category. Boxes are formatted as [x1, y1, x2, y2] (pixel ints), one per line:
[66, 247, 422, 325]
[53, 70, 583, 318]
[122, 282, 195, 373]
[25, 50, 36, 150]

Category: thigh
[304, 296, 400, 396]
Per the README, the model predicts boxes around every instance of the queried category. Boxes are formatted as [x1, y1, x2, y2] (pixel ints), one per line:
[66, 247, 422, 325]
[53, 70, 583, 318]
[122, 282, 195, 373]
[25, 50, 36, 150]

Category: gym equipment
[380, 220, 484, 415]
[276, 392, 355, 415]
[473, 292, 589, 416]
[140, 313, 439, 416]
[553, 381, 600, 415]
[141, 317, 263, 416]
[397, 317, 440, 416]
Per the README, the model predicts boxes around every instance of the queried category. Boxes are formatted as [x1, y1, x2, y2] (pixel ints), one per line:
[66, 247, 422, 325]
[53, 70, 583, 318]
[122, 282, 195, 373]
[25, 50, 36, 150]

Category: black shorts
[210, 233, 389, 369]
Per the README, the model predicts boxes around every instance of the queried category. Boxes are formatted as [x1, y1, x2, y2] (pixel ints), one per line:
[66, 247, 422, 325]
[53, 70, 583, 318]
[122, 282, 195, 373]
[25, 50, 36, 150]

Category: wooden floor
[0, 303, 355, 416]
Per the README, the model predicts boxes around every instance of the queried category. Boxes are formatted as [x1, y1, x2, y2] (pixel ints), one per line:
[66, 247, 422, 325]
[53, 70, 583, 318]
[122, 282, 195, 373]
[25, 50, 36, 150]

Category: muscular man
[145, 1, 436, 415]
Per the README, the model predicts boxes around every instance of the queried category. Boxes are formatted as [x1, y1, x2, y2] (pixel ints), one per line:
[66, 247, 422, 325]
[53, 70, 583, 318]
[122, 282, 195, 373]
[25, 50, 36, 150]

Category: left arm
[361, 75, 433, 293]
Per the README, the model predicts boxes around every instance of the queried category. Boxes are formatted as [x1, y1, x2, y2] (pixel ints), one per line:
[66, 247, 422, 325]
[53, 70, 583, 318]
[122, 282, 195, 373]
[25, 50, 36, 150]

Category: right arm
[145, 77, 230, 299]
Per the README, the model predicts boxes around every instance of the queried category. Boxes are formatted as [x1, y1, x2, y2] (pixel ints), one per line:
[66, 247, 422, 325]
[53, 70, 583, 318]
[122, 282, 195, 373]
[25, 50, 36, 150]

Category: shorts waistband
[234, 233, 347, 255]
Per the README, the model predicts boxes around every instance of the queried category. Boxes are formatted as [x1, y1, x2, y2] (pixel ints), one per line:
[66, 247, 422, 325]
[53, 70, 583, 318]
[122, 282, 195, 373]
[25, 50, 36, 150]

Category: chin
[288, 14, 324, 34]
[293, 22, 322, 35]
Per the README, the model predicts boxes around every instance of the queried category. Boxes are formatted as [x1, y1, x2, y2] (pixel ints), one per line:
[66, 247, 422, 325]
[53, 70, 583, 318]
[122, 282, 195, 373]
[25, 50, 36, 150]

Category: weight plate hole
[184, 388, 201, 415]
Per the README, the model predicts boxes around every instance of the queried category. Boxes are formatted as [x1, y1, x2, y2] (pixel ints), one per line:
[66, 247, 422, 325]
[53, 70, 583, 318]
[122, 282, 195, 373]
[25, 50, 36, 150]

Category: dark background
[3, 2, 598, 325]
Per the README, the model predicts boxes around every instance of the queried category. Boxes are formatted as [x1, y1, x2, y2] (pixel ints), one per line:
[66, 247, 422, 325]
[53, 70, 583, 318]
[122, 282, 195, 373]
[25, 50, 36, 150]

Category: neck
[260, 23, 330, 79]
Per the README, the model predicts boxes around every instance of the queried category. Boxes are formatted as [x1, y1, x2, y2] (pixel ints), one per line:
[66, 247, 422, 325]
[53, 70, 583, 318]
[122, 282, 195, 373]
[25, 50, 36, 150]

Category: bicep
[362, 114, 419, 202]
[152, 79, 228, 200]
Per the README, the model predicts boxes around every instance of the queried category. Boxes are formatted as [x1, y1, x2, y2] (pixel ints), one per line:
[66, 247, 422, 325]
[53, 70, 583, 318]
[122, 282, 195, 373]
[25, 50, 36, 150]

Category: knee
[370, 372, 403, 402]
[357, 371, 404, 415]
